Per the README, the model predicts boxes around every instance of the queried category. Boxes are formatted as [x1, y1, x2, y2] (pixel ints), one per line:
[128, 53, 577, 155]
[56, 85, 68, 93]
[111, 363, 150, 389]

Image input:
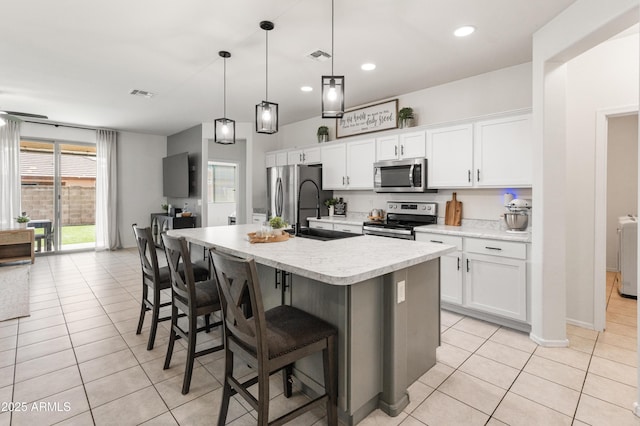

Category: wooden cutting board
[445, 192, 462, 226]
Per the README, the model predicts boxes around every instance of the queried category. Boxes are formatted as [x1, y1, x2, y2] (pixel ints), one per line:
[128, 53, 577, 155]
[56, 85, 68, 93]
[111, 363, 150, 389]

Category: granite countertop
[414, 224, 531, 243]
[168, 224, 454, 286]
[308, 215, 531, 243]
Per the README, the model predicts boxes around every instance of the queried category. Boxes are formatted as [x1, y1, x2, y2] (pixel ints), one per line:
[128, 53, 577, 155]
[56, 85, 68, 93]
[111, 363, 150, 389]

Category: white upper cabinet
[376, 135, 399, 161]
[265, 153, 276, 168]
[376, 131, 426, 161]
[321, 139, 375, 190]
[276, 151, 288, 166]
[426, 124, 474, 188]
[346, 139, 375, 189]
[287, 147, 321, 165]
[474, 114, 532, 187]
[321, 143, 346, 189]
[399, 131, 427, 159]
[425, 112, 532, 189]
[266, 151, 288, 167]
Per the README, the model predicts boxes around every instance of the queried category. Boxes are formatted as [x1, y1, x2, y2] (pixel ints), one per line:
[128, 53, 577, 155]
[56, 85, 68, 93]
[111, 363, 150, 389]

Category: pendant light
[256, 20, 278, 134]
[214, 51, 235, 145]
[321, 0, 344, 118]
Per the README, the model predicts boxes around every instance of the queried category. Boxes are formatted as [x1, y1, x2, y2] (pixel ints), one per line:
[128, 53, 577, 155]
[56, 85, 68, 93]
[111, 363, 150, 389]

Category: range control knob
[421, 205, 427, 210]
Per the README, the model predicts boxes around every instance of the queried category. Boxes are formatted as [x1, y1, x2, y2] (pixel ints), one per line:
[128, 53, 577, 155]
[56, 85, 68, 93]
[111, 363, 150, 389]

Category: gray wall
[167, 124, 203, 225]
[607, 114, 638, 270]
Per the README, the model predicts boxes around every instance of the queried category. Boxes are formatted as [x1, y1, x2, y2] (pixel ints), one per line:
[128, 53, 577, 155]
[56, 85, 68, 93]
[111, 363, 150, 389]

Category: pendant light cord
[223, 56, 227, 117]
[331, 0, 334, 76]
[265, 29, 269, 100]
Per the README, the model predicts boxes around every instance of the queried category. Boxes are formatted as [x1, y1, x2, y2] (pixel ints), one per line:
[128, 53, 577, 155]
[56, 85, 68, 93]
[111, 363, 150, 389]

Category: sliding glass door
[20, 140, 97, 252]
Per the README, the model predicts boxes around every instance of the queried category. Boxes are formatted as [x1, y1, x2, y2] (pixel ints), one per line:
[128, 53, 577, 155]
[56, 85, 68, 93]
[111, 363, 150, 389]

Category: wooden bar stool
[131, 224, 209, 351]
[162, 233, 224, 394]
[210, 250, 338, 426]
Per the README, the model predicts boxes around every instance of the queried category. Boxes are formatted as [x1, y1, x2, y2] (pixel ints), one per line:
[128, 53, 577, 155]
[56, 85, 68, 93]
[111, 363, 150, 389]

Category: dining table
[27, 219, 53, 252]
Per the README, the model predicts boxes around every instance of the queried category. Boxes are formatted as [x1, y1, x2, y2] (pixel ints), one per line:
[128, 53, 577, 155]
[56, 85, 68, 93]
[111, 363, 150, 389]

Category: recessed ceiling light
[300, 86, 313, 92]
[454, 26, 475, 37]
[361, 63, 376, 71]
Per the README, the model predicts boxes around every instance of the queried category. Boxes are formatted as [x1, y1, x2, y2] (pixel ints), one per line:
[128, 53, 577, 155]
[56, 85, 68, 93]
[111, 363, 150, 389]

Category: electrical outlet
[397, 280, 405, 304]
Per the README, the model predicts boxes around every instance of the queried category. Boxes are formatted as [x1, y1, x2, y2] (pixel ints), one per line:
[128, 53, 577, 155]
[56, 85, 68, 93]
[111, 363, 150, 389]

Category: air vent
[306, 50, 331, 62]
[129, 89, 155, 98]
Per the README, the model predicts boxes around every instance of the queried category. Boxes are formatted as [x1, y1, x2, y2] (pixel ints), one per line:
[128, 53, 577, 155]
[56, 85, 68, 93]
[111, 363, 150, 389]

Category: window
[208, 162, 237, 203]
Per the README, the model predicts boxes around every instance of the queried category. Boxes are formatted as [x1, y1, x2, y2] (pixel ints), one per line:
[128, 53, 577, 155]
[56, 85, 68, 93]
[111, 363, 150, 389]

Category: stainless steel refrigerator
[267, 164, 333, 229]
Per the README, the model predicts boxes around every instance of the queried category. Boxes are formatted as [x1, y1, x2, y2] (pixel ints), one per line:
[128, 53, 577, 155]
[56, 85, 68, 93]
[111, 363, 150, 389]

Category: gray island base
[168, 225, 454, 425]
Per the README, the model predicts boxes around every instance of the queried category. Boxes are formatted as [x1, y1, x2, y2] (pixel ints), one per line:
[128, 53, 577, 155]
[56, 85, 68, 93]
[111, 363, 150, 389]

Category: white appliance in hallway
[618, 215, 637, 298]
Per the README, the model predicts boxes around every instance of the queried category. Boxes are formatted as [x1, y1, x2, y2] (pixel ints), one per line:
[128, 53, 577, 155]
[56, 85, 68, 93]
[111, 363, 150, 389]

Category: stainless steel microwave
[373, 158, 429, 193]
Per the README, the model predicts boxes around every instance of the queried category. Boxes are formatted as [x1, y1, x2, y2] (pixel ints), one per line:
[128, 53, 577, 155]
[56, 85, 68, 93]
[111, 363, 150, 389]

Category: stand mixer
[504, 199, 531, 233]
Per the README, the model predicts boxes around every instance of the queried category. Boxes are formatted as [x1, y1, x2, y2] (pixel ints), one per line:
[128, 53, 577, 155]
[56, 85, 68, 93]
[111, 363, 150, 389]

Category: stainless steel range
[363, 201, 437, 240]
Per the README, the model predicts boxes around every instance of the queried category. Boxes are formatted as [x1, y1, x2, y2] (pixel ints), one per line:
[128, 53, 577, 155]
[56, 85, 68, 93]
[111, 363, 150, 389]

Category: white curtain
[96, 129, 120, 250]
[0, 120, 22, 228]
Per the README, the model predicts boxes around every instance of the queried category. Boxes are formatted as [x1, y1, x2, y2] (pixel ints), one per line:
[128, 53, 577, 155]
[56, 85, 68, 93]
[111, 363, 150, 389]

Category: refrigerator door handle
[275, 177, 283, 217]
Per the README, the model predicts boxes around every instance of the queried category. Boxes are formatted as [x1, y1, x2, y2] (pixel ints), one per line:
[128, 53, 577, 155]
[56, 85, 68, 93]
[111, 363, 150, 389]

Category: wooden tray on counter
[247, 232, 292, 244]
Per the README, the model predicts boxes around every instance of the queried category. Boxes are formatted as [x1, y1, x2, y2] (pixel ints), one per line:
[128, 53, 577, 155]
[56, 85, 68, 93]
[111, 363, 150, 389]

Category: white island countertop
[168, 224, 455, 286]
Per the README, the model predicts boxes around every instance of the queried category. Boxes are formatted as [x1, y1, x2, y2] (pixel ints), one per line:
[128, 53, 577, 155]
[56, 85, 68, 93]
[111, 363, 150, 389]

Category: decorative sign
[336, 99, 398, 138]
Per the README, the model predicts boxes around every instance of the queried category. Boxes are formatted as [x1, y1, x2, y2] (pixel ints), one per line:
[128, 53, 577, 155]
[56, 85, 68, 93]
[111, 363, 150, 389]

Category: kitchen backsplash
[333, 188, 533, 223]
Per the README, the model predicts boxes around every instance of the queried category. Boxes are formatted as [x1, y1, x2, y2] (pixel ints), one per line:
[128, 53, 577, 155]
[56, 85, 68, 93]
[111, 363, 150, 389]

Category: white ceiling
[0, 0, 577, 136]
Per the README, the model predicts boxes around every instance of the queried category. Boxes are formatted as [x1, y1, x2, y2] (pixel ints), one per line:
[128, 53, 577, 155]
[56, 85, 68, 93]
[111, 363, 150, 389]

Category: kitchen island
[168, 224, 454, 425]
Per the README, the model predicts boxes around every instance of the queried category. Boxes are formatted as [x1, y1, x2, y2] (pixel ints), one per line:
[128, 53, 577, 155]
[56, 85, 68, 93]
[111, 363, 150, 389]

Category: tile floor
[0, 252, 638, 425]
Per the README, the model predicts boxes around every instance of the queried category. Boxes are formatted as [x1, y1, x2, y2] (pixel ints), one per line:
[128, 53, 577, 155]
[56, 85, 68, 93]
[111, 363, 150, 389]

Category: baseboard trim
[529, 333, 569, 347]
[566, 318, 596, 330]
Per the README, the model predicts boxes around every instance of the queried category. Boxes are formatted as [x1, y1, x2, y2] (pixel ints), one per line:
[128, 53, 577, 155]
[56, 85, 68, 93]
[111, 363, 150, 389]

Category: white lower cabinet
[416, 232, 528, 324]
[309, 220, 362, 234]
[309, 221, 331, 230]
[465, 252, 527, 322]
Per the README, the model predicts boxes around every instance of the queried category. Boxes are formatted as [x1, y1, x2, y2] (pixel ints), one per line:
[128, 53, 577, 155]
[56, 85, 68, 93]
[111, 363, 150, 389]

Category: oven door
[363, 225, 414, 240]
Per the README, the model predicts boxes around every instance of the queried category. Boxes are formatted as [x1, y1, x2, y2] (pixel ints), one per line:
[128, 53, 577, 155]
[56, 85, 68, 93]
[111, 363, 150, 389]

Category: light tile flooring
[0, 252, 638, 425]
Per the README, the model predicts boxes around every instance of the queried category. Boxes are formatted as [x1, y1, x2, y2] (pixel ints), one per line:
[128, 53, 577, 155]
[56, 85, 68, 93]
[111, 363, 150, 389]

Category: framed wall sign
[336, 99, 398, 138]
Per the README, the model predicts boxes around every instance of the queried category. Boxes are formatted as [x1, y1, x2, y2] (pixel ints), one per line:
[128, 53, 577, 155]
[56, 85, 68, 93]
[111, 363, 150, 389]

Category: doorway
[207, 161, 238, 226]
[20, 139, 97, 253]
[594, 107, 639, 330]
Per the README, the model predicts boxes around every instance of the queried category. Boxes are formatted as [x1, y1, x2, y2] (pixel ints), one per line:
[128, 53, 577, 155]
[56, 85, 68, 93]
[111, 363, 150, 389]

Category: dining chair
[162, 233, 224, 394]
[209, 250, 338, 426]
[131, 224, 210, 351]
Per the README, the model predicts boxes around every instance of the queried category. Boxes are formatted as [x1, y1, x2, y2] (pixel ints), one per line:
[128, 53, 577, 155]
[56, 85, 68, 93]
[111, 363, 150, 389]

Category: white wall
[21, 122, 96, 143]
[607, 114, 639, 270]
[565, 32, 639, 325]
[118, 131, 166, 248]
[21, 123, 167, 250]
[333, 188, 532, 222]
[275, 63, 533, 222]
[278, 63, 532, 151]
[531, 0, 638, 343]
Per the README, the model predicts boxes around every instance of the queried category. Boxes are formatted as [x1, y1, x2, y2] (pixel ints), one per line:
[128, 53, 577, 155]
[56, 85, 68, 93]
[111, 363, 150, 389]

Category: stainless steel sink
[288, 227, 362, 241]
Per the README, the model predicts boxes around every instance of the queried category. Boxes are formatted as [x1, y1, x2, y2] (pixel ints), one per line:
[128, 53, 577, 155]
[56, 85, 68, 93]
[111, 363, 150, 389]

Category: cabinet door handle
[395, 145, 398, 156]
[303, 153, 306, 162]
[468, 170, 471, 182]
[485, 246, 503, 251]
[430, 240, 443, 244]
[457, 257, 460, 271]
[299, 153, 303, 162]
[342, 176, 345, 185]
[477, 169, 480, 182]
[347, 176, 350, 184]
[400, 145, 404, 156]
[466, 259, 470, 272]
